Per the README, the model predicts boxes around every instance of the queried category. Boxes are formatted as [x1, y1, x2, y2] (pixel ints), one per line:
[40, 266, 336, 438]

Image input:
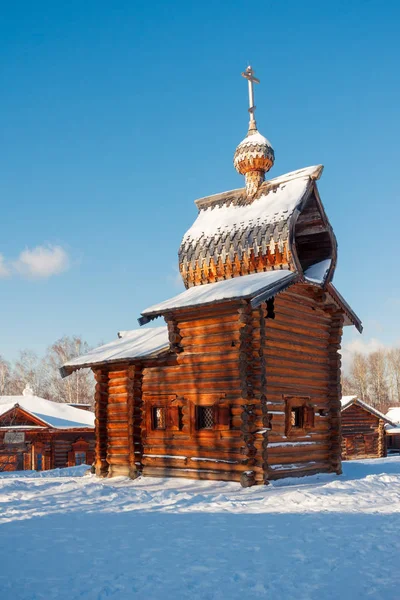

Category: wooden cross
[241, 65, 260, 124]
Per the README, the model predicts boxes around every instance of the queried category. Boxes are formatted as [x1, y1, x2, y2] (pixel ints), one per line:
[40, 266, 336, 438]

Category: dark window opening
[291, 406, 304, 429]
[153, 407, 166, 430]
[178, 406, 184, 430]
[197, 406, 214, 430]
[75, 451, 86, 466]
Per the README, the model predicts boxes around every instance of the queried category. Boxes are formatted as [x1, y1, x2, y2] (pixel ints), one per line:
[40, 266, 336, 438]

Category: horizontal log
[106, 454, 130, 465]
[143, 361, 240, 377]
[179, 322, 240, 336]
[142, 446, 245, 460]
[143, 373, 241, 386]
[141, 466, 242, 483]
[106, 370, 130, 379]
[263, 346, 328, 365]
[177, 352, 239, 365]
[268, 442, 330, 456]
[181, 343, 241, 354]
[142, 456, 248, 472]
[143, 438, 244, 451]
[142, 382, 243, 393]
[268, 463, 332, 480]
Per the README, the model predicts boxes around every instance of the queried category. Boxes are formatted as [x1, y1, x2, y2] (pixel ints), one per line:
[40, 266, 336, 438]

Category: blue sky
[1, 0, 399, 361]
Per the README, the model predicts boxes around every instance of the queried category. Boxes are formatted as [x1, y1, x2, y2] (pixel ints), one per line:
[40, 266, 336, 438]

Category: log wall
[263, 285, 343, 480]
[94, 283, 344, 485]
[140, 302, 251, 483]
[341, 404, 385, 460]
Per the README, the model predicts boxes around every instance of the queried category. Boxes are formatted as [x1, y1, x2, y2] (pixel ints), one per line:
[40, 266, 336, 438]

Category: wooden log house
[341, 396, 396, 460]
[384, 407, 400, 452]
[61, 66, 362, 486]
[0, 386, 95, 472]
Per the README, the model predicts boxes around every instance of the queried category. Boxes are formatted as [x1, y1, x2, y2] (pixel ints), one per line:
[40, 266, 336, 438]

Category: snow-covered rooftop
[386, 407, 400, 425]
[183, 170, 316, 244]
[341, 396, 395, 424]
[60, 326, 170, 377]
[341, 396, 358, 408]
[140, 270, 296, 321]
[0, 386, 95, 429]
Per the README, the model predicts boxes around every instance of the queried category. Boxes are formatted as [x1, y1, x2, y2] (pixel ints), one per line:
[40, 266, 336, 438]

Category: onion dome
[233, 129, 275, 196]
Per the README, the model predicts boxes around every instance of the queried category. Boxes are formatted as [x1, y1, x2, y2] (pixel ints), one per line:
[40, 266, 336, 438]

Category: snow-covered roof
[178, 164, 329, 289]
[183, 168, 320, 244]
[0, 386, 95, 429]
[386, 407, 400, 425]
[60, 326, 170, 377]
[140, 270, 297, 323]
[385, 426, 400, 435]
[341, 396, 396, 425]
[341, 396, 358, 408]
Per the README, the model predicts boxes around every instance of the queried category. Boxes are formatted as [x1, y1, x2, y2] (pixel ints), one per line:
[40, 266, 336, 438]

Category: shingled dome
[178, 164, 337, 289]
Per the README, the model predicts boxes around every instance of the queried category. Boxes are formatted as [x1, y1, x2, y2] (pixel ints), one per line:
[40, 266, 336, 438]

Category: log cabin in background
[385, 407, 400, 452]
[340, 396, 397, 460]
[0, 386, 95, 472]
[61, 66, 362, 486]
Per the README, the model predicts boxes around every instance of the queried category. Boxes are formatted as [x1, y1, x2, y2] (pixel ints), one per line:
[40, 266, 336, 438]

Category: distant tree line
[0, 336, 94, 408]
[342, 349, 400, 413]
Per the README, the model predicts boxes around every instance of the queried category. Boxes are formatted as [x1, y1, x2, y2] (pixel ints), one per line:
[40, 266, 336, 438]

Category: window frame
[285, 396, 315, 437]
[196, 405, 215, 431]
[74, 451, 87, 466]
[146, 397, 186, 438]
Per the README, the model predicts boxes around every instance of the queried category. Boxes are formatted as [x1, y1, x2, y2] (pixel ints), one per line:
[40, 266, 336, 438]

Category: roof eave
[326, 283, 363, 333]
[60, 346, 171, 379]
[139, 273, 298, 324]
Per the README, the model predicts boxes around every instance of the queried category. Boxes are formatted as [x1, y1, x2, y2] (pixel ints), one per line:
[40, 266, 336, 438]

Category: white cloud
[341, 337, 388, 373]
[0, 254, 10, 277]
[12, 245, 70, 279]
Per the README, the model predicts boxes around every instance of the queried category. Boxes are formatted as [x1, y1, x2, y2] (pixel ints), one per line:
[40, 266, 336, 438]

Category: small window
[291, 406, 304, 429]
[75, 451, 86, 466]
[152, 407, 166, 430]
[197, 406, 214, 430]
[285, 396, 314, 436]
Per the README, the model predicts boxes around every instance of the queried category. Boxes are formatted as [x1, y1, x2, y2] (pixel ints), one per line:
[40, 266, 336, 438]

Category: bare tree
[387, 348, 400, 405]
[0, 356, 11, 395]
[368, 350, 389, 410]
[341, 374, 356, 397]
[43, 336, 94, 406]
[350, 352, 369, 401]
[7, 350, 49, 398]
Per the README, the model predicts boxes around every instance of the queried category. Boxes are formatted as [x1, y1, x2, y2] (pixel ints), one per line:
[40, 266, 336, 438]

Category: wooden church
[61, 66, 362, 486]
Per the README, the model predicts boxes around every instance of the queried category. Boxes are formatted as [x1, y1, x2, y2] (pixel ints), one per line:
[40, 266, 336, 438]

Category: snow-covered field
[1, 459, 400, 600]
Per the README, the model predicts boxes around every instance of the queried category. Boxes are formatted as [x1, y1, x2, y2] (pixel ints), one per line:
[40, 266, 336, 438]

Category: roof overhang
[139, 270, 299, 325]
[326, 283, 363, 333]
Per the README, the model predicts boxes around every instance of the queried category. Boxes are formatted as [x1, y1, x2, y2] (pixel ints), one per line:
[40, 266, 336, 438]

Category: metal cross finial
[241, 65, 260, 130]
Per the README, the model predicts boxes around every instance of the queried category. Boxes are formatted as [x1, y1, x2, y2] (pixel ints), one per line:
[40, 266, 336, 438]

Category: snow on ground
[1, 459, 400, 600]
